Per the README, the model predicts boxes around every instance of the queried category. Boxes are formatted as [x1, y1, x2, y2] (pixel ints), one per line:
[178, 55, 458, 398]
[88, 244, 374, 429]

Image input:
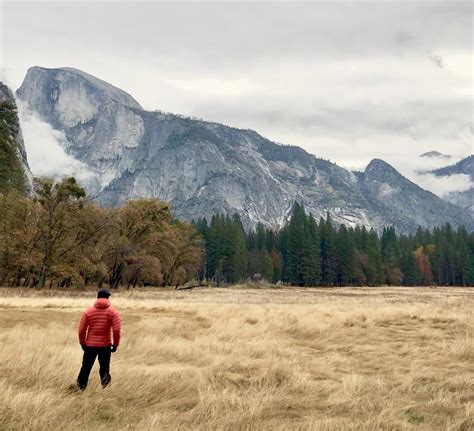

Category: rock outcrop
[0, 82, 32, 193]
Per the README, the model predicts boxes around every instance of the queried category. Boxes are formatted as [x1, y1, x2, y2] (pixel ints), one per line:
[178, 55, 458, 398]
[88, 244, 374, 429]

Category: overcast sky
[0, 1, 472, 190]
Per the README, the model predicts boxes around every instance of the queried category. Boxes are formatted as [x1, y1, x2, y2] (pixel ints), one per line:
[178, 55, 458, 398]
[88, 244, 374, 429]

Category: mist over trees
[195, 203, 474, 287]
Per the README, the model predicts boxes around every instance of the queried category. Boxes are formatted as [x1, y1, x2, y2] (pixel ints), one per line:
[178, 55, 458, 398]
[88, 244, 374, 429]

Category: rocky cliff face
[431, 156, 473, 215]
[16, 66, 474, 232]
[0, 82, 32, 193]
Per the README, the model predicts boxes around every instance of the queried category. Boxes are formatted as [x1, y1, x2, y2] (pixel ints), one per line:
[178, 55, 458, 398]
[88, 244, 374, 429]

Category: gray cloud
[1, 1, 472, 178]
[17, 101, 97, 183]
[428, 52, 444, 68]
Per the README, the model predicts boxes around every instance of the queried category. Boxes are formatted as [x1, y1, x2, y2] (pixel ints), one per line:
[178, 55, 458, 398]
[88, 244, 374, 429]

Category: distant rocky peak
[365, 159, 399, 176]
[364, 159, 424, 191]
[16, 66, 142, 128]
[420, 150, 451, 159]
[59, 67, 143, 110]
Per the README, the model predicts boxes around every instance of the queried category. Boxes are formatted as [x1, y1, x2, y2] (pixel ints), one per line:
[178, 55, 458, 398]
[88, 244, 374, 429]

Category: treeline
[195, 203, 474, 286]
[0, 177, 203, 288]
[1, 179, 472, 289]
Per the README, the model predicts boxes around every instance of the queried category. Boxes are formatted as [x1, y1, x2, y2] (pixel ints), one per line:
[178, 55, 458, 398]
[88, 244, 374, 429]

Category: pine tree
[194, 218, 210, 281]
[381, 226, 403, 285]
[260, 247, 274, 281]
[255, 223, 266, 251]
[270, 247, 282, 283]
[467, 232, 474, 285]
[400, 249, 419, 286]
[320, 214, 337, 285]
[399, 235, 420, 286]
[335, 225, 356, 286]
[454, 226, 471, 286]
[302, 214, 321, 286]
[220, 215, 236, 282]
[287, 203, 306, 285]
[231, 214, 248, 282]
[278, 226, 289, 283]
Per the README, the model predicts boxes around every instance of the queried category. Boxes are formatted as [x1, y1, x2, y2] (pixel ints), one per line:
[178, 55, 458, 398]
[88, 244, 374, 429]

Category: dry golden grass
[0, 286, 472, 430]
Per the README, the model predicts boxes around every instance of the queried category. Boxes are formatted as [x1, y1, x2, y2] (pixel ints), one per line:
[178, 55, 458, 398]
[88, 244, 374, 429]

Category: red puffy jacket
[78, 298, 121, 347]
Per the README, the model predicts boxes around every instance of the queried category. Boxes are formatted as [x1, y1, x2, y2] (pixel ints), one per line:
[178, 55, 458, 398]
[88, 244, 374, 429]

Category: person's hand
[81, 345, 87, 351]
[111, 345, 117, 353]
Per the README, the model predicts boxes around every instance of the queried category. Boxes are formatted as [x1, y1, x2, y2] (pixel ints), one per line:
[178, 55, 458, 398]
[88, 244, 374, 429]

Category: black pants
[77, 346, 112, 390]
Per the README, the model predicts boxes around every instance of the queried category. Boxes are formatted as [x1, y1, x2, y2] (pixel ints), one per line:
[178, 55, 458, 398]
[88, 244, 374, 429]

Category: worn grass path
[0, 286, 472, 430]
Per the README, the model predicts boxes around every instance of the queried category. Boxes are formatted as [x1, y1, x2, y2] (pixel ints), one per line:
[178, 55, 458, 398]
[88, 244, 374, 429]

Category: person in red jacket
[76, 288, 121, 390]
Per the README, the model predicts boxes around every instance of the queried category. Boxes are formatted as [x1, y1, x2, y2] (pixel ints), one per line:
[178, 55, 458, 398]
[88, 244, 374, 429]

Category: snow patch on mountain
[378, 183, 398, 198]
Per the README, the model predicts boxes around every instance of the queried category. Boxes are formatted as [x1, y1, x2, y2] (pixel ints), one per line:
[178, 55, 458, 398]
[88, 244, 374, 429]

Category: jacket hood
[94, 298, 111, 309]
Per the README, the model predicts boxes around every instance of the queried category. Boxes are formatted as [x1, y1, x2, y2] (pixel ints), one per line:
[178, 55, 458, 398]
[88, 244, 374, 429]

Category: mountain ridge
[429, 155, 473, 215]
[15, 66, 474, 232]
[431, 155, 473, 180]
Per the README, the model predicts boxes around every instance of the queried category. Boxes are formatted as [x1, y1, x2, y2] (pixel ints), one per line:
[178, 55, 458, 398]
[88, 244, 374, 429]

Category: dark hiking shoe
[101, 373, 111, 388]
[67, 383, 84, 393]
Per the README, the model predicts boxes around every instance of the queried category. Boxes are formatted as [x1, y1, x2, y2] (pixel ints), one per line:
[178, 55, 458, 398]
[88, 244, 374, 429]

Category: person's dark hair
[97, 288, 112, 299]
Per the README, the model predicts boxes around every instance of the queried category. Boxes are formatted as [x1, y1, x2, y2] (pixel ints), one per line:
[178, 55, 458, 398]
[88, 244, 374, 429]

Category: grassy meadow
[0, 286, 472, 430]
